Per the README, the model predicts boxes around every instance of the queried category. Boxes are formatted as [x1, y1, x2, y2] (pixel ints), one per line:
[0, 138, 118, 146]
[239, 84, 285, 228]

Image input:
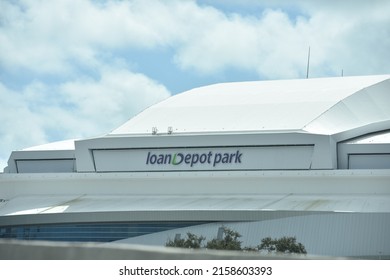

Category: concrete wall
[0, 239, 339, 260]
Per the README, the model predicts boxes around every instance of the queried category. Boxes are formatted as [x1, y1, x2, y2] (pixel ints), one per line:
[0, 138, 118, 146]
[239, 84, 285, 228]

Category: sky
[1, 0, 390, 171]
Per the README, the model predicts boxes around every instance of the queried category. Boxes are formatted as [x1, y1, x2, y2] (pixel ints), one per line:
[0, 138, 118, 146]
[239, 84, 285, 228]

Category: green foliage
[258, 236, 307, 254]
[166, 228, 307, 255]
[206, 227, 242, 251]
[165, 232, 206, 249]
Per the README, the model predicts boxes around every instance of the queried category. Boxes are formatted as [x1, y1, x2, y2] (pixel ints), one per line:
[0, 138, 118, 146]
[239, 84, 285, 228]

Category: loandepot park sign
[92, 146, 314, 172]
[146, 150, 242, 168]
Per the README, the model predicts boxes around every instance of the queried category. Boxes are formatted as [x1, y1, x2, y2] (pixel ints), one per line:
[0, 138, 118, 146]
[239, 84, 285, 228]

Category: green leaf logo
[172, 153, 179, 165]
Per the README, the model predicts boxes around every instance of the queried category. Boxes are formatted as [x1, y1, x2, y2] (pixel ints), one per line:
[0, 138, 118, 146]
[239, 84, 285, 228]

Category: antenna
[306, 46, 311, 79]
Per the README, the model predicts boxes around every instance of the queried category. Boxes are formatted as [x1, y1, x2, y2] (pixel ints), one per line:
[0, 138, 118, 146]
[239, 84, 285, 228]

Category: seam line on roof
[302, 87, 370, 132]
[303, 77, 390, 133]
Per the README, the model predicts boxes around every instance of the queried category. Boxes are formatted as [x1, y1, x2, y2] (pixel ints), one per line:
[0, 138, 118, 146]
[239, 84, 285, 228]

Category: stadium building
[1, 75, 390, 258]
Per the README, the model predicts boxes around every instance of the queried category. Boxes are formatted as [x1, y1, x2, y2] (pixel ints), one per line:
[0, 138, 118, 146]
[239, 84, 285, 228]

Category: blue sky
[1, 0, 390, 170]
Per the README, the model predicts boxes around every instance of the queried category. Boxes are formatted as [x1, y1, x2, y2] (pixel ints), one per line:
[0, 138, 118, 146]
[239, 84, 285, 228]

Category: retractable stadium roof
[110, 75, 390, 136]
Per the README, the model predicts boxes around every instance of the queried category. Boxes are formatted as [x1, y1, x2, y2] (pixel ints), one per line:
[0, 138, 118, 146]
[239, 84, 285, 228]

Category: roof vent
[152, 127, 158, 135]
[167, 126, 173, 134]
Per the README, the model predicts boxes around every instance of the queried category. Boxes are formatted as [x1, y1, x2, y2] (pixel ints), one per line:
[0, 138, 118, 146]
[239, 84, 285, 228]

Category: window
[0, 221, 207, 242]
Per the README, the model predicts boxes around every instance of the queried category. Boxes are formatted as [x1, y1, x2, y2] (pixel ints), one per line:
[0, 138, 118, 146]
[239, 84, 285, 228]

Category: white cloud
[173, 8, 309, 77]
[175, 1, 390, 78]
[3, 0, 388, 78]
[0, 0, 181, 75]
[59, 68, 171, 136]
[0, 83, 48, 170]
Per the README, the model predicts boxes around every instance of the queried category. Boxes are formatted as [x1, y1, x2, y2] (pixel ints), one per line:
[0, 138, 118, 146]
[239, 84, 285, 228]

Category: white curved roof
[110, 75, 390, 136]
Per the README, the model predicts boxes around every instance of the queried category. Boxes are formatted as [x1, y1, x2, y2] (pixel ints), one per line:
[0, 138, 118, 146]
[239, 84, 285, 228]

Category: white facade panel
[349, 154, 390, 169]
[15, 159, 75, 173]
[338, 140, 390, 169]
[92, 146, 314, 172]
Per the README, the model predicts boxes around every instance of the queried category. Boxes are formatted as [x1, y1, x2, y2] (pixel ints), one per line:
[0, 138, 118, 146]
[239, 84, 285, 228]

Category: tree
[165, 229, 307, 255]
[206, 227, 242, 250]
[165, 232, 206, 249]
[258, 236, 307, 254]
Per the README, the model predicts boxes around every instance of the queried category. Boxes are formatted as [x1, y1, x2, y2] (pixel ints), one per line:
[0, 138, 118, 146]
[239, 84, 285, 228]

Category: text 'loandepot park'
[146, 150, 243, 167]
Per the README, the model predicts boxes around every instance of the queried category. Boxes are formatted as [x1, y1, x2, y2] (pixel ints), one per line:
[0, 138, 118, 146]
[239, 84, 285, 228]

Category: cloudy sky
[1, 0, 390, 170]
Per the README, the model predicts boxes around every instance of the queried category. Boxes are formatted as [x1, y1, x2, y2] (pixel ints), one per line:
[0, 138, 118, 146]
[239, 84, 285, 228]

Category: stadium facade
[1, 75, 390, 258]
